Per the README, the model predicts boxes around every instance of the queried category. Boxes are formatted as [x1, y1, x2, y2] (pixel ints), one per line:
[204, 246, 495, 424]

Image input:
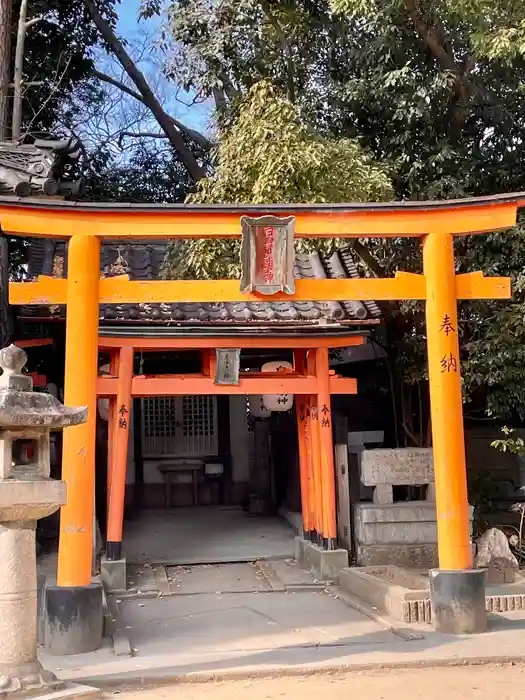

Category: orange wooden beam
[0, 200, 520, 239]
[455, 271, 511, 299]
[107, 350, 120, 507]
[9, 271, 512, 306]
[201, 349, 211, 376]
[293, 349, 307, 376]
[100, 274, 420, 303]
[296, 397, 312, 536]
[424, 232, 472, 570]
[306, 353, 322, 537]
[97, 374, 357, 396]
[304, 397, 317, 539]
[98, 335, 366, 351]
[309, 396, 324, 537]
[106, 347, 133, 550]
[57, 235, 100, 588]
[316, 347, 337, 545]
[330, 378, 358, 394]
[10, 277, 66, 305]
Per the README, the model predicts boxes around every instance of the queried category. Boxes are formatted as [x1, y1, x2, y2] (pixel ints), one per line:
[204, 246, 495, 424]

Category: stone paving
[37, 559, 525, 689]
[123, 508, 296, 565]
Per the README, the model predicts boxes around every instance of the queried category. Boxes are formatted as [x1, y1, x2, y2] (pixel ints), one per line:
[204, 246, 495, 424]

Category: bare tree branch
[23, 55, 72, 137]
[118, 131, 169, 148]
[82, 0, 206, 180]
[26, 16, 42, 29]
[92, 69, 213, 151]
[348, 240, 387, 279]
[93, 68, 142, 101]
[212, 87, 227, 111]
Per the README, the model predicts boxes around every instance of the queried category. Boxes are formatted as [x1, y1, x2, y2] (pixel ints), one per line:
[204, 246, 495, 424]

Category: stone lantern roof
[0, 344, 87, 429]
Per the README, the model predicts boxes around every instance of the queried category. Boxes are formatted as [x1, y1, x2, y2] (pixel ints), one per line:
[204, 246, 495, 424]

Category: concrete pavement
[39, 584, 525, 689]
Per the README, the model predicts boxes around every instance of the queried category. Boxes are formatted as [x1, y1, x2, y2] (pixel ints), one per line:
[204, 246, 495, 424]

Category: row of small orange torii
[6, 194, 522, 588]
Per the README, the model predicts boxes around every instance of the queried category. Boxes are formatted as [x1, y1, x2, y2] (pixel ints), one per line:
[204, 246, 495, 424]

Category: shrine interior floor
[122, 506, 297, 566]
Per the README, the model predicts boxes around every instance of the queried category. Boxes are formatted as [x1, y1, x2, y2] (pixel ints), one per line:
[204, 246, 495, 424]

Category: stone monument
[475, 527, 519, 584]
[354, 448, 474, 567]
[0, 344, 87, 695]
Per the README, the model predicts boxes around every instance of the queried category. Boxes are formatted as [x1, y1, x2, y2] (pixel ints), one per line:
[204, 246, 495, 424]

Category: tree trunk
[0, 236, 13, 349]
[0, 0, 12, 141]
[83, 0, 206, 182]
[12, 0, 28, 141]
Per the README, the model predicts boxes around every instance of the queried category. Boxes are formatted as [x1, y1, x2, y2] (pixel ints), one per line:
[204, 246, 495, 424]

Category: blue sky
[114, 0, 211, 133]
[117, 0, 153, 34]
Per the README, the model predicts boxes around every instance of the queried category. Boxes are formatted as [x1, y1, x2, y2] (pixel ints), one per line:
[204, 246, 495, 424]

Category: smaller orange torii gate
[6, 192, 523, 638]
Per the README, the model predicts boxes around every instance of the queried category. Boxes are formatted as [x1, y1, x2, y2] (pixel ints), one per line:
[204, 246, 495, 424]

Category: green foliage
[165, 0, 351, 125]
[491, 426, 525, 455]
[15, 0, 117, 135]
[164, 80, 392, 279]
[83, 147, 194, 203]
[192, 81, 392, 204]
[330, 0, 376, 14]
[138, 0, 162, 20]
[455, 224, 525, 421]
[156, 0, 525, 423]
[330, 0, 525, 60]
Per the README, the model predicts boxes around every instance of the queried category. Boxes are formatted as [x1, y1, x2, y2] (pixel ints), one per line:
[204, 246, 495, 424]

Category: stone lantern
[0, 344, 87, 696]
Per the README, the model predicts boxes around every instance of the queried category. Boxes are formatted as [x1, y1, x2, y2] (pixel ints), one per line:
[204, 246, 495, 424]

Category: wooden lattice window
[143, 397, 178, 439]
[142, 396, 218, 457]
[182, 396, 215, 437]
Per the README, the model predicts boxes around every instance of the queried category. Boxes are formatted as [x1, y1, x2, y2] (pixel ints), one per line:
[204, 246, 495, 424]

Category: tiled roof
[21, 239, 382, 325]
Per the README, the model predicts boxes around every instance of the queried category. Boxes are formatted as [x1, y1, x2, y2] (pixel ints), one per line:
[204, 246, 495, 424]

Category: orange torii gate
[6, 192, 522, 641]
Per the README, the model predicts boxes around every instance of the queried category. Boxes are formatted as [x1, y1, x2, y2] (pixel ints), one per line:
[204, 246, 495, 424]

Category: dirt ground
[114, 664, 525, 700]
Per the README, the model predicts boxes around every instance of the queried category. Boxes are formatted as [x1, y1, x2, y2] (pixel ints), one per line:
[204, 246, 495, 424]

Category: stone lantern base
[0, 660, 59, 695]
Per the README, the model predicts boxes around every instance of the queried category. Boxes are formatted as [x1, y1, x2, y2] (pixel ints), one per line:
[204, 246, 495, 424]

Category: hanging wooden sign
[240, 215, 296, 295]
[214, 348, 241, 385]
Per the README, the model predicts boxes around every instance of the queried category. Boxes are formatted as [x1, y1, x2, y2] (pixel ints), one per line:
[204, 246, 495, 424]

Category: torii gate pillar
[53, 234, 103, 655]
[424, 232, 486, 634]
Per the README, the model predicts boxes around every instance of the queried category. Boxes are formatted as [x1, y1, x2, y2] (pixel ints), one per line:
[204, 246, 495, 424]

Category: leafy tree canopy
[165, 80, 392, 279]
[330, 0, 525, 59]
[157, 0, 525, 425]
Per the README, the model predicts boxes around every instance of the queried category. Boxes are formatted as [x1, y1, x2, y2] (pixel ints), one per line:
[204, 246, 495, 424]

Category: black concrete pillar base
[429, 568, 486, 634]
[44, 583, 104, 655]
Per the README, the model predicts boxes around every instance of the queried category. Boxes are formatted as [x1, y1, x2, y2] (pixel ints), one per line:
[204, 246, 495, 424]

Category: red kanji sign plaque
[240, 215, 296, 295]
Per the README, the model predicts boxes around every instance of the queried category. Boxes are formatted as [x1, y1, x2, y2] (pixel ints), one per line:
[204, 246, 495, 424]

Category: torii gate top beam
[0, 192, 524, 239]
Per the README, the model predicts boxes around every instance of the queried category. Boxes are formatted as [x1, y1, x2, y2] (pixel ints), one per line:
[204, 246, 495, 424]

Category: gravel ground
[113, 663, 525, 700]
